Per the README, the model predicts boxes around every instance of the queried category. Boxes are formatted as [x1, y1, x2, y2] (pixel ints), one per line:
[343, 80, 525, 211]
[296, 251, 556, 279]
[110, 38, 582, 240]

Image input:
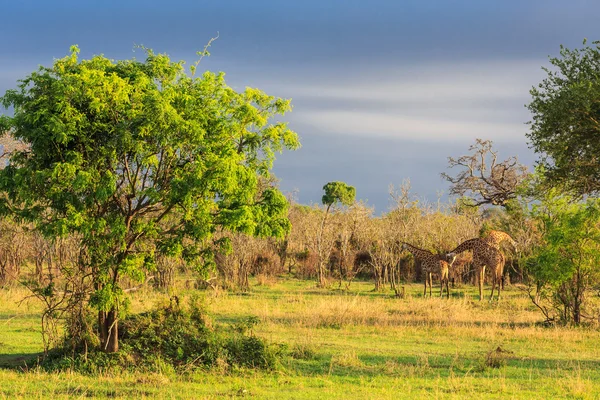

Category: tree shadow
[0, 352, 42, 369]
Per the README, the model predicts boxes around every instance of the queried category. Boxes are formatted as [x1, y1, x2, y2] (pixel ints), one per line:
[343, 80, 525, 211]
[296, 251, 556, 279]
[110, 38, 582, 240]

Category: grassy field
[1, 278, 600, 399]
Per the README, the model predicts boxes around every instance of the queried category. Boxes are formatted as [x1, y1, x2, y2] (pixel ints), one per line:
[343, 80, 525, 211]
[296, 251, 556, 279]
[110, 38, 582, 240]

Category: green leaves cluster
[525, 192, 600, 324]
[528, 195, 600, 282]
[321, 181, 356, 208]
[527, 40, 600, 195]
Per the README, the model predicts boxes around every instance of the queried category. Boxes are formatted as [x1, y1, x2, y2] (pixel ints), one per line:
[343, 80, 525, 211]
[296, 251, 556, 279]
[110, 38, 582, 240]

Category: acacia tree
[316, 181, 355, 287]
[0, 46, 299, 352]
[441, 139, 529, 208]
[527, 40, 600, 195]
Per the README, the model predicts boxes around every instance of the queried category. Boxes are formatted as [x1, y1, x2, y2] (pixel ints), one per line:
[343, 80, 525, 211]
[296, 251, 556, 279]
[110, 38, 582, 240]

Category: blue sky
[2, 1, 600, 212]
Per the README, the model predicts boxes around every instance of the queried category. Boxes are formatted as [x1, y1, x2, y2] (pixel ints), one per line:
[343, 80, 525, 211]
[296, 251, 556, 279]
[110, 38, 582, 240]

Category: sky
[1, 0, 600, 212]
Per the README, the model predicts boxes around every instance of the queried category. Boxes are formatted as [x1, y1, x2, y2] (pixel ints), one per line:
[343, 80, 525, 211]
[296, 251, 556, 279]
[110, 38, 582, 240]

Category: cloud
[298, 110, 526, 142]
[252, 60, 545, 143]
[276, 60, 543, 101]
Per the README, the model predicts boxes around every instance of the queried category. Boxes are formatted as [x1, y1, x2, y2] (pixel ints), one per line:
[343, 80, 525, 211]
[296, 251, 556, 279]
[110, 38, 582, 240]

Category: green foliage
[525, 192, 600, 324]
[289, 343, 317, 360]
[42, 296, 281, 372]
[0, 45, 299, 349]
[321, 181, 356, 208]
[527, 40, 600, 195]
[527, 194, 600, 284]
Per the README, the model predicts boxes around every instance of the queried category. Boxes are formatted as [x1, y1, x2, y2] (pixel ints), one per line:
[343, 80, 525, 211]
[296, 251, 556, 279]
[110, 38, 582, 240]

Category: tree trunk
[99, 309, 119, 352]
[317, 260, 327, 287]
[279, 239, 289, 272]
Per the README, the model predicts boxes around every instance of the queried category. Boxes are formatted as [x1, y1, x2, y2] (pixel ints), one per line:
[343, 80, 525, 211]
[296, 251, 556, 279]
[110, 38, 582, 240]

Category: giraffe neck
[486, 231, 517, 247]
[450, 238, 481, 254]
[402, 243, 433, 260]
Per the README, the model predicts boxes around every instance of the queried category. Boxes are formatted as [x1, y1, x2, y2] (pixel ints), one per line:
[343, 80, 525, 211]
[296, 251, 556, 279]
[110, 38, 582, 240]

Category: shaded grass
[1, 279, 600, 399]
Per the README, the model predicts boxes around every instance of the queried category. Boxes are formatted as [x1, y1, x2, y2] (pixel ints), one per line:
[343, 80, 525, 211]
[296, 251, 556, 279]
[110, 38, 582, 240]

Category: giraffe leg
[424, 276, 427, 297]
[429, 273, 433, 297]
[498, 273, 502, 301]
[478, 267, 482, 301]
[479, 265, 485, 301]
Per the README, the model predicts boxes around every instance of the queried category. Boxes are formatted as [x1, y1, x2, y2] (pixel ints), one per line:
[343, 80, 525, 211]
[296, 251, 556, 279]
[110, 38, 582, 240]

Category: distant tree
[0, 46, 299, 352]
[316, 181, 355, 287]
[441, 139, 529, 208]
[527, 40, 600, 196]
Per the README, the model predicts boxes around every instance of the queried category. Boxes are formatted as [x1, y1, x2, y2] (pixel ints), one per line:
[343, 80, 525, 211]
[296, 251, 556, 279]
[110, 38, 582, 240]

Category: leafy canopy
[527, 40, 600, 195]
[527, 194, 600, 285]
[0, 46, 300, 312]
[525, 192, 600, 324]
[321, 181, 356, 208]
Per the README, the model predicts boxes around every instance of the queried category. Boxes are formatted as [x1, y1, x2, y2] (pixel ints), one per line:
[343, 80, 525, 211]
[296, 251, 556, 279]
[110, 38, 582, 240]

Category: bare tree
[441, 139, 529, 208]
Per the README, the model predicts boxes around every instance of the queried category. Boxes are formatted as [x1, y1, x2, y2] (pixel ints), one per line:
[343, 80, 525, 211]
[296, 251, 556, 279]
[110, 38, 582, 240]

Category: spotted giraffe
[401, 242, 456, 298]
[483, 230, 517, 251]
[446, 238, 504, 301]
[483, 230, 516, 292]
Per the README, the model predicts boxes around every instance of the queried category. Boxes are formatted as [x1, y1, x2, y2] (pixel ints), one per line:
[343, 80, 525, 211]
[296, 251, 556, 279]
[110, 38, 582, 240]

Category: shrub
[41, 296, 281, 373]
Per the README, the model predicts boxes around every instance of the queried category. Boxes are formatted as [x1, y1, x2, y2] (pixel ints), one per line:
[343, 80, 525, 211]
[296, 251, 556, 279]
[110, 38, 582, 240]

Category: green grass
[1, 279, 600, 399]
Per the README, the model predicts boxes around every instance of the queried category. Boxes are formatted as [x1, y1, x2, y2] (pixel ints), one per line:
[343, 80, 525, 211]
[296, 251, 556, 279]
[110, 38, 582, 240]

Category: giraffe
[446, 238, 504, 301]
[482, 230, 516, 290]
[401, 242, 456, 298]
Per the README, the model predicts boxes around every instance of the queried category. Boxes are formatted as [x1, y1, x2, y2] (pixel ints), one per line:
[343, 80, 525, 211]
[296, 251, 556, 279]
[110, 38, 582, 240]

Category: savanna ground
[1, 278, 600, 399]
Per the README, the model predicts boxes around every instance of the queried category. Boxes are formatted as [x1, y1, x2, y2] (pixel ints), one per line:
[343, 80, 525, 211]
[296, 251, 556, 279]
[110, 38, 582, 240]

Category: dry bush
[0, 218, 29, 287]
[292, 249, 319, 279]
[482, 346, 513, 369]
[255, 273, 278, 287]
[214, 233, 285, 291]
[251, 250, 281, 277]
[154, 255, 183, 290]
[215, 234, 254, 290]
[286, 202, 372, 286]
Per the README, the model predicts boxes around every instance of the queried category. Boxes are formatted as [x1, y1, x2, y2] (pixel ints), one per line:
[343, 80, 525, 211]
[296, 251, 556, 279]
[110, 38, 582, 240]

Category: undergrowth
[40, 296, 282, 374]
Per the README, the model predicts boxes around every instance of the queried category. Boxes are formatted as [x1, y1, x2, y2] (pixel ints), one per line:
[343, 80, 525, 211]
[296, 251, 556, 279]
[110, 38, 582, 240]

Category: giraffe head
[445, 252, 457, 263]
[446, 252, 457, 266]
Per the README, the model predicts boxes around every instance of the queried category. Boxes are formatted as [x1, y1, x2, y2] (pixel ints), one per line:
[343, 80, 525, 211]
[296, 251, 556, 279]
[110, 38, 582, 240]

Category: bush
[475, 346, 513, 372]
[42, 296, 281, 373]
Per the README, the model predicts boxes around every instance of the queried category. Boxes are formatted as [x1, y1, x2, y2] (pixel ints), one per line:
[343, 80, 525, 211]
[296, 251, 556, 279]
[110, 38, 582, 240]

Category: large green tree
[527, 40, 600, 195]
[0, 46, 299, 352]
